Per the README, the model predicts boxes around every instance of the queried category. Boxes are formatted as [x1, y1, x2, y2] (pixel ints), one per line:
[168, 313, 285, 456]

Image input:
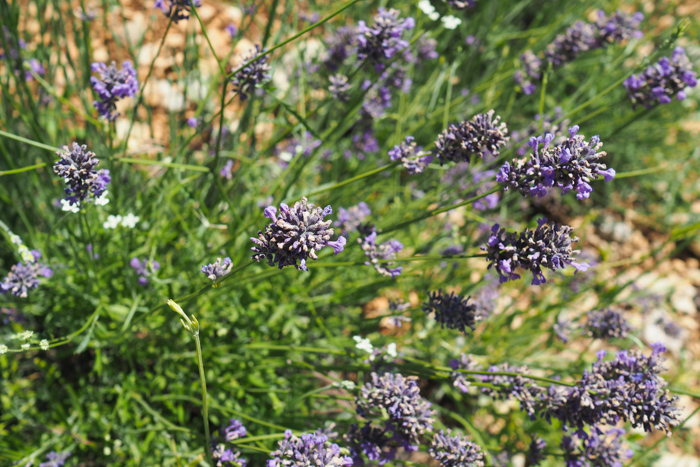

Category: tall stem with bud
[168, 299, 214, 466]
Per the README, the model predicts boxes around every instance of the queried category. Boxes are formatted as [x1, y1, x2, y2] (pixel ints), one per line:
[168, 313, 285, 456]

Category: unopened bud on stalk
[167, 299, 199, 336]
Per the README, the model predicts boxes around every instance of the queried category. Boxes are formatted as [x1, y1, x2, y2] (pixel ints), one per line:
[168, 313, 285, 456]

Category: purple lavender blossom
[388, 136, 433, 174]
[39, 451, 71, 467]
[90, 61, 138, 120]
[510, 107, 570, 156]
[220, 159, 234, 179]
[359, 226, 403, 278]
[624, 47, 697, 108]
[561, 426, 632, 467]
[593, 10, 644, 46]
[544, 21, 596, 66]
[482, 219, 589, 285]
[554, 315, 573, 343]
[356, 372, 435, 452]
[360, 84, 392, 119]
[356, 8, 415, 73]
[25, 58, 45, 81]
[187, 117, 198, 128]
[336, 202, 371, 234]
[251, 197, 346, 271]
[583, 308, 633, 339]
[413, 37, 439, 62]
[329, 74, 351, 101]
[222, 419, 247, 442]
[479, 362, 544, 418]
[231, 45, 271, 101]
[323, 26, 357, 71]
[528, 436, 547, 466]
[514, 51, 542, 95]
[346, 129, 379, 160]
[201, 257, 233, 282]
[449, 354, 479, 393]
[388, 300, 411, 329]
[154, 0, 201, 23]
[434, 110, 509, 165]
[267, 430, 352, 467]
[225, 23, 238, 38]
[424, 290, 479, 335]
[130, 257, 160, 286]
[498, 126, 614, 201]
[53, 143, 111, 205]
[1, 258, 52, 298]
[346, 422, 396, 465]
[441, 0, 476, 9]
[212, 443, 247, 467]
[430, 430, 485, 467]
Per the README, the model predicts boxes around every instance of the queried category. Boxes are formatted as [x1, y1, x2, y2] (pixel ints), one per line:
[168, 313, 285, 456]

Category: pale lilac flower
[90, 61, 138, 120]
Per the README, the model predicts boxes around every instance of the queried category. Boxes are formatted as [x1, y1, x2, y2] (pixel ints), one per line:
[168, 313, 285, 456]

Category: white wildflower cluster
[60, 191, 110, 213]
[103, 212, 140, 229]
[417, 0, 462, 29]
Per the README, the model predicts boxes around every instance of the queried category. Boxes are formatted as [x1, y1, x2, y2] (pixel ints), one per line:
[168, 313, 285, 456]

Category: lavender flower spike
[231, 45, 271, 101]
[424, 290, 479, 335]
[251, 197, 346, 271]
[154, 0, 201, 23]
[267, 430, 352, 467]
[389, 136, 433, 174]
[430, 430, 485, 467]
[434, 110, 509, 165]
[201, 257, 233, 282]
[624, 47, 697, 108]
[53, 143, 111, 205]
[482, 219, 589, 285]
[583, 308, 632, 340]
[1, 257, 52, 298]
[497, 126, 614, 201]
[356, 8, 415, 73]
[359, 225, 403, 278]
[90, 61, 138, 120]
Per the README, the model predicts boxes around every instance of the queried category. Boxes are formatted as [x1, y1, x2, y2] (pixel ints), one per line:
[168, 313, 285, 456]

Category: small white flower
[10, 234, 22, 245]
[353, 335, 374, 354]
[0, 344, 7, 354]
[40, 339, 49, 351]
[16, 330, 33, 340]
[279, 151, 294, 162]
[21, 343, 30, 351]
[121, 213, 140, 229]
[387, 343, 398, 358]
[94, 191, 110, 206]
[418, 0, 437, 15]
[441, 15, 462, 29]
[103, 214, 122, 229]
[428, 11, 440, 20]
[61, 199, 80, 213]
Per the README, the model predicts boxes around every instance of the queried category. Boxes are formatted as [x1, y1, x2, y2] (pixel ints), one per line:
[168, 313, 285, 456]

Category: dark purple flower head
[561, 426, 632, 467]
[389, 136, 433, 174]
[220, 159, 234, 179]
[201, 257, 233, 282]
[356, 8, 415, 73]
[222, 418, 247, 442]
[356, 372, 435, 450]
[359, 226, 403, 278]
[441, 0, 476, 9]
[434, 110, 509, 165]
[528, 436, 547, 466]
[498, 126, 614, 201]
[1, 258, 51, 298]
[267, 430, 352, 467]
[39, 450, 71, 467]
[624, 47, 697, 108]
[329, 74, 351, 101]
[583, 308, 632, 339]
[424, 290, 479, 335]
[430, 430, 485, 467]
[154, 0, 201, 23]
[593, 10, 644, 46]
[54, 143, 110, 205]
[544, 21, 596, 66]
[251, 197, 346, 271]
[231, 45, 271, 101]
[482, 219, 589, 285]
[90, 61, 138, 120]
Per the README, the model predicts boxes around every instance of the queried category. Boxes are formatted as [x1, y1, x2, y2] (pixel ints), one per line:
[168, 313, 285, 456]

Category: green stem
[194, 334, 214, 466]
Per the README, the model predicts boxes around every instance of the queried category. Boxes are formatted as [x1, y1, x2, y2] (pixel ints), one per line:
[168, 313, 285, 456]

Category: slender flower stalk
[167, 299, 214, 467]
